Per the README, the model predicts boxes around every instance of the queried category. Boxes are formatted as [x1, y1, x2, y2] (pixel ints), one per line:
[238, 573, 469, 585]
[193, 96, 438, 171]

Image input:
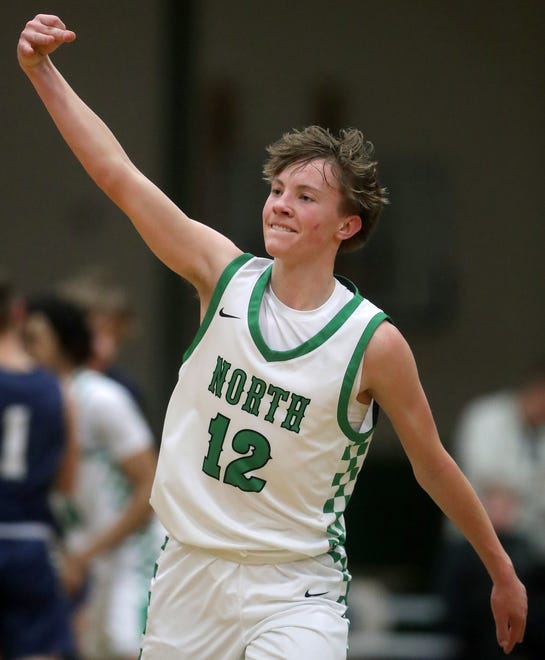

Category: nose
[272, 193, 293, 216]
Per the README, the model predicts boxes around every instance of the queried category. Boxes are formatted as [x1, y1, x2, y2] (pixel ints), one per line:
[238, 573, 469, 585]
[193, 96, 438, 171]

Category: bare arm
[76, 447, 156, 562]
[62, 446, 157, 594]
[17, 14, 242, 306]
[360, 322, 527, 655]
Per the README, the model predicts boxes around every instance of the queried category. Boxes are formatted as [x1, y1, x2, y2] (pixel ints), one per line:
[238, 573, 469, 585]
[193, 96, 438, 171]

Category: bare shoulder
[361, 321, 419, 398]
[366, 321, 414, 364]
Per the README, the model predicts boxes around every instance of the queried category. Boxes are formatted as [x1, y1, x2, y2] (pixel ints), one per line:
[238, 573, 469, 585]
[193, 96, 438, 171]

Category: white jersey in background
[67, 368, 163, 658]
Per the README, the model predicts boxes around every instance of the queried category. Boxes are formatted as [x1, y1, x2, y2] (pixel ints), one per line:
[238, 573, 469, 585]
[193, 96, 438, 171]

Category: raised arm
[360, 322, 528, 655]
[17, 14, 241, 306]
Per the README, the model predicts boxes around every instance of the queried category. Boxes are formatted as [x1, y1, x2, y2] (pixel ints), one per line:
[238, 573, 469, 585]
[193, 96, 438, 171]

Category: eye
[300, 193, 313, 202]
[270, 186, 282, 197]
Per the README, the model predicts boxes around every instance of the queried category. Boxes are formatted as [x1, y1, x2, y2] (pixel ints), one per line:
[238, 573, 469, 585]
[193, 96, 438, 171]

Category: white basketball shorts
[140, 537, 350, 659]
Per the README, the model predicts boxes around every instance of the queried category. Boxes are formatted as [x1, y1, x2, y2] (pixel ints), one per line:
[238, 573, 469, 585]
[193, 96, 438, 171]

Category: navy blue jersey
[0, 367, 66, 528]
[0, 538, 76, 658]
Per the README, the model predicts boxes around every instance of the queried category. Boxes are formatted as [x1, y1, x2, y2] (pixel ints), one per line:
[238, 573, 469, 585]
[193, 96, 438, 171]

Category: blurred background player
[436, 362, 545, 658]
[455, 360, 545, 556]
[58, 267, 145, 410]
[23, 293, 161, 660]
[0, 270, 78, 660]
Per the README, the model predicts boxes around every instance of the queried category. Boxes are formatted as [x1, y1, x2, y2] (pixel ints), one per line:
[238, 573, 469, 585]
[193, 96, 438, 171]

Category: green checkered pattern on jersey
[325, 439, 371, 605]
[325, 439, 371, 548]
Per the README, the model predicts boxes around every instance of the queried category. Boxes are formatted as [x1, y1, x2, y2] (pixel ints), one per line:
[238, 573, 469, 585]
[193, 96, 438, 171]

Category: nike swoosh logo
[219, 308, 240, 319]
[304, 590, 329, 598]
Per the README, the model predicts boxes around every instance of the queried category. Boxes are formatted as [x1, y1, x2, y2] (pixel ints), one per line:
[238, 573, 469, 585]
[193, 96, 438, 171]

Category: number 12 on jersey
[202, 413, 271, 493]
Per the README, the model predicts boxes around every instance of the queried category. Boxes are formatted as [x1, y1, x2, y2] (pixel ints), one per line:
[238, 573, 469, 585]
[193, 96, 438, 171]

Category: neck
[0, 333, 34, 372]
[270, 258, 336, 310]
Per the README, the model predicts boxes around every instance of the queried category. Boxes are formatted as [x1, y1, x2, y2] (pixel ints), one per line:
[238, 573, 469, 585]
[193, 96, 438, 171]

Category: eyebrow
[271, 177, 322, 194]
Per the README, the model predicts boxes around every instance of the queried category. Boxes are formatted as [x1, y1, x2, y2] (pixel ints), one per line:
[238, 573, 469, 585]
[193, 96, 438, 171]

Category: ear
[336, 214, 362, 243]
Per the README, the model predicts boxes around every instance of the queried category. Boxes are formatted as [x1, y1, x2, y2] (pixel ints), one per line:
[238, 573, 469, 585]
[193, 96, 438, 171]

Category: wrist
[488, 552, 516, 585]
[23, 55, 52, 78]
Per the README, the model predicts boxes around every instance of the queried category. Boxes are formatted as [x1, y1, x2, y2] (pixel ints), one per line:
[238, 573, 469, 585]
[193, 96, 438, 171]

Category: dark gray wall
[3, 1, 168, 430]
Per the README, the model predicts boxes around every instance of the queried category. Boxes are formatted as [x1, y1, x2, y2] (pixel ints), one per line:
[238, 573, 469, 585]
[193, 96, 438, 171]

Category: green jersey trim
[248, 265, 365, 362]
[337, 311, 390, 443]
[324, 311, 389, 555]
[182, 253, 254, 362]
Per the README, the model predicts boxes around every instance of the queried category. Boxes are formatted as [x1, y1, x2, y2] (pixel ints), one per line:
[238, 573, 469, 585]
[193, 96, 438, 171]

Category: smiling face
[262, 159, 361, 265]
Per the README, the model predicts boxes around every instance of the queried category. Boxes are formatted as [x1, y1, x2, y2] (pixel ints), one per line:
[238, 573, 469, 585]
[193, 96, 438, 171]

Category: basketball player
[17, 14, 527, 659]
[23, 294, 161, 660]
[0, 271, 78, 659]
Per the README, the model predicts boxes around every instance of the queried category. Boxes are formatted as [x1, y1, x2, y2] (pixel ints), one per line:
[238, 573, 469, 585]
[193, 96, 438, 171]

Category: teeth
[270, 224, 294, 233]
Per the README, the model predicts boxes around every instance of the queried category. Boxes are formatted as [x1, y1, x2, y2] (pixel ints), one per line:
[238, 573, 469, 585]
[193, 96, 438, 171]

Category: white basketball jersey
[151, 254, 388, 563]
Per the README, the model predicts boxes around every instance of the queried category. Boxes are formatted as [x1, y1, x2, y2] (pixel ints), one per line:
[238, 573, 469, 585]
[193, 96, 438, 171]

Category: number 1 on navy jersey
[0, 405, 30, 480]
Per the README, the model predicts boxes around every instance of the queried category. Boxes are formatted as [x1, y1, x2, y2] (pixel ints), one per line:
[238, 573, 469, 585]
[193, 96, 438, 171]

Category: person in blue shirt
[0, 270, 78, 660]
